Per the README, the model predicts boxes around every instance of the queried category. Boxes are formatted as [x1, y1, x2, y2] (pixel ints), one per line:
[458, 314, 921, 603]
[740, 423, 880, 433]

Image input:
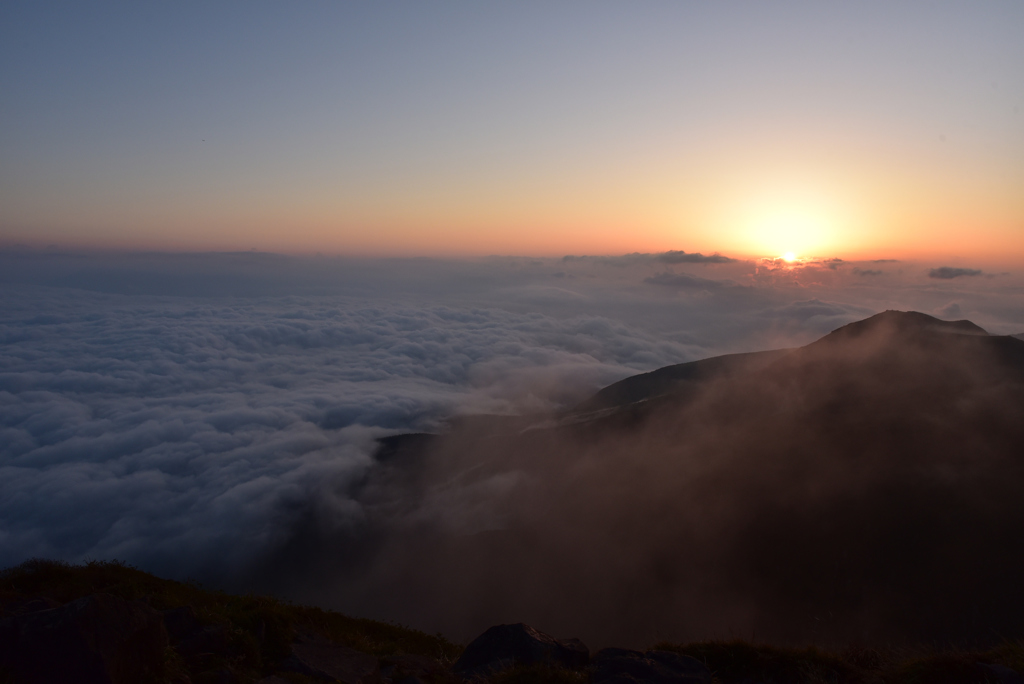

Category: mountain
[571, 348, 793, 414]
[264, 311, 1024, 650]
[574, 310, 1020, 416]
[5, 559, 1023, 684]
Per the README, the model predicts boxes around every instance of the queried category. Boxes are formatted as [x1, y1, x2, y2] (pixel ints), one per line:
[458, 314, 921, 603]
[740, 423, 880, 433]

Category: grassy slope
[2, 559, 1024, 683]
[0, 559, 459, 683]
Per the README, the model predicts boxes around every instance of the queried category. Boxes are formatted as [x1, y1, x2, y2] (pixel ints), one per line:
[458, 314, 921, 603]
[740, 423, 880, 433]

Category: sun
[717, 177, 854, 258]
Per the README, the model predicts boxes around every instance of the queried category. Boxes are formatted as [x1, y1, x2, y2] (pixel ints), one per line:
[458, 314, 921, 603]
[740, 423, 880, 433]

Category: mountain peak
[822, 310, 988, 343]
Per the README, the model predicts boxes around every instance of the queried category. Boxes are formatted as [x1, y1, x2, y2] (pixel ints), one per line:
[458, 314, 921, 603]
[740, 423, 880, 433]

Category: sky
[2, 1, 1024, 644]
[2, 1, 1023, 261]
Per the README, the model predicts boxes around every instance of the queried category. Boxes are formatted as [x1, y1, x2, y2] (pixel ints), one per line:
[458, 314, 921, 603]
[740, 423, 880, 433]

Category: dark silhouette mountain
[571, 349, 793, 414]
[574, 310, 1018, 416]
[261, 311, 1024, 650]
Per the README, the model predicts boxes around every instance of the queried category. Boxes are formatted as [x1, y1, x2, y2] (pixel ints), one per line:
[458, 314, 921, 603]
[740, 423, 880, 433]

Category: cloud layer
[1, 249, 1023, 629]
[0, 278, 706, 580]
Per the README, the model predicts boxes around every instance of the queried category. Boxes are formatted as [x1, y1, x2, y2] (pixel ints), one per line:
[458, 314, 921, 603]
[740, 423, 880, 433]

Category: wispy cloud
[928, 266, 982, 279]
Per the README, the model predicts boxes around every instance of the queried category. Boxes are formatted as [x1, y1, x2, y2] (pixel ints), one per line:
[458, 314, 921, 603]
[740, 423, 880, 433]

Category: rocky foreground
[2, 560, 1024, 684]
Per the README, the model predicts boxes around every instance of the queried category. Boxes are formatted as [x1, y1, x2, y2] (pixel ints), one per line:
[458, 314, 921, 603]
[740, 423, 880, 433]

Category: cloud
[940, 302, 963, 319]
[0, 276, 715, 580]
[929, 266, 983, 279]
[1, 249, 1023, 634]
[656, 250, 735, 264]
[644, 272, 728, 289]
[561, 253, 651, 267]
[853, 268, 883, 276]
[562, 250, 736, 267]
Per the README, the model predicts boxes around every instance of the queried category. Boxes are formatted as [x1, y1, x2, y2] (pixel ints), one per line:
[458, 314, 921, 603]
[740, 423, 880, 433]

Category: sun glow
[747, 207, 834, 259]
[709, 175, 865, 259]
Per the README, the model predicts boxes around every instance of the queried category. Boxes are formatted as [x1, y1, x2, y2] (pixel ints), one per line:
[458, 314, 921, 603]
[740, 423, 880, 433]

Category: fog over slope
[259, 311, 1024, 649]
[2, 250, 1023, 646]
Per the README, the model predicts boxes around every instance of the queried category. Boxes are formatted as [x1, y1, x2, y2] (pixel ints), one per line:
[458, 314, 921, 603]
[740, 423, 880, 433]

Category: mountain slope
[266, 311, 1024, 649]
[571, 348, 794, 414]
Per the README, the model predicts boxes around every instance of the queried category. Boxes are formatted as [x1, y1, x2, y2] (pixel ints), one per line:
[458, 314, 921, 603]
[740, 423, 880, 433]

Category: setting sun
[699, 170, 876, 260]
[740, 193, 846, 258]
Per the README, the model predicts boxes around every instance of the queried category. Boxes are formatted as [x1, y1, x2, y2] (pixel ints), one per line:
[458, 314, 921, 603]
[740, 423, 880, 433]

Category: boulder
[453, 623, 589, 678]
[591, 648, 711, 684]
[0, 592, 169, 684]
[175, 624, 231, 658]
[163, 605, 203, 644]
[1, 596, 62, 617]
[279, 634, 380, 683]
[381, 653, 444, 680]
[193, 669, 237, 684]
[980, 663, 1024, 684]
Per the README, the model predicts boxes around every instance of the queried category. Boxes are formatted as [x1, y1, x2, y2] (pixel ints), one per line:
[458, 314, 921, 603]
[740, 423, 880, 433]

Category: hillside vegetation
[3, 560, 1024, 683]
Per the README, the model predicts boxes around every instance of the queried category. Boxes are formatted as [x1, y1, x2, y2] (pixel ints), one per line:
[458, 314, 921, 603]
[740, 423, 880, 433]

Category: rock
[193, 668, 237, 684]
[255, 677, 292, 684]
[279, 635, 380, 683]
[453, 623, 589, 678]
[980, 663, 1024, 684]
[176, 624, 231, 657]
[0, 592, 169, 684]
[381, 653, 444, 680]
[591, 648, 711, 684]
[1, 596, 62, 616]
[163, 605, 203, 643]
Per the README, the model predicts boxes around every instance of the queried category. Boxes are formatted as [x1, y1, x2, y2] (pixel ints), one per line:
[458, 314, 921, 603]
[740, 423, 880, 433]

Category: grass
[0, 558, 460, 683]
[654, 639, 1024, 684]
[489, 663, 589, 684]
[3, 559, 1024, 683]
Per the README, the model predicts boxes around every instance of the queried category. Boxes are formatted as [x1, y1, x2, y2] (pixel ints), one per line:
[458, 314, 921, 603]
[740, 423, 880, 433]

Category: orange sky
[2, 4, 1022, 264]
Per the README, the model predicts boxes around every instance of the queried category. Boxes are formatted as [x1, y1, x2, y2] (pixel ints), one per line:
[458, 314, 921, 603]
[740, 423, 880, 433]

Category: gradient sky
[2, 1, 1022, 260]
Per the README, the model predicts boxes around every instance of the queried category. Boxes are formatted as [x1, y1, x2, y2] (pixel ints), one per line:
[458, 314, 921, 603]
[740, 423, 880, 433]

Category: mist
[290, 313, 1024, 650]
[2, 249, 1023, 647]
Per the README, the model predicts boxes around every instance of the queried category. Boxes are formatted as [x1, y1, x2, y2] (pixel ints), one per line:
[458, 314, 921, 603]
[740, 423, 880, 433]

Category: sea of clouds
[1, 249, 1022, 592]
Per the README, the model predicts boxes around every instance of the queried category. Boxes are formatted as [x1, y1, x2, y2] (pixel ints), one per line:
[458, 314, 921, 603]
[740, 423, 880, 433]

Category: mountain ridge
[280, 310, 1024, 649]
[567, 310, 1022, 420]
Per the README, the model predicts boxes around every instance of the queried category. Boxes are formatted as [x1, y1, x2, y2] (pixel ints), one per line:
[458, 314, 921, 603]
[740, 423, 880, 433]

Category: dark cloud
[561, 253, 651, 267]
[853, 268, 883, 276]
[562, 251, 735, 267]
[929, 266, 983, 279]
[656, 250, 735, 264]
